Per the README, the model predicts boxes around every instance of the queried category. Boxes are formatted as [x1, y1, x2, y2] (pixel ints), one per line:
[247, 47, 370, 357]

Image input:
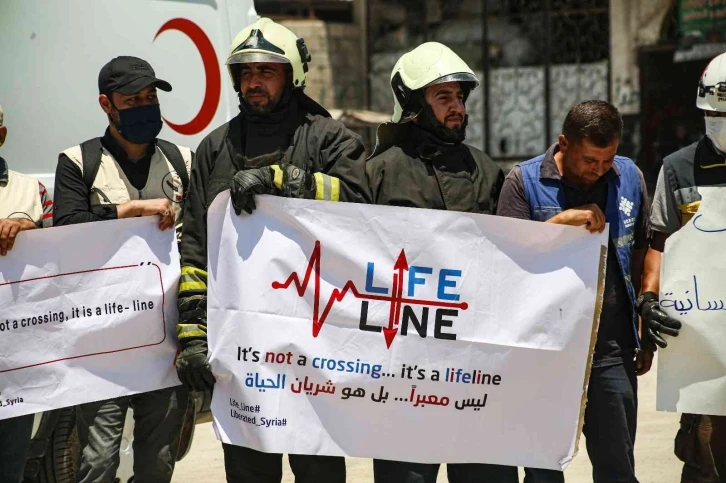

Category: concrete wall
[280, 20, 367, 110]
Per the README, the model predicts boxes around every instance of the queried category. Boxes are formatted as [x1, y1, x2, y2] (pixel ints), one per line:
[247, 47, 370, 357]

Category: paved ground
[172, 355, 683, 482]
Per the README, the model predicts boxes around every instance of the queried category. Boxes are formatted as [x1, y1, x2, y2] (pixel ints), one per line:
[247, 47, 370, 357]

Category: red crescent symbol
[155, 18, 221, 136]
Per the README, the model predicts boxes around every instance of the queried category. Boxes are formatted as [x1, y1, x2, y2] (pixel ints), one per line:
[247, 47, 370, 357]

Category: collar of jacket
[408, 123, 465, 160]
[369, 121, 468, 160]
[694, 136, 726, 186]
[0, 156, 8, 184]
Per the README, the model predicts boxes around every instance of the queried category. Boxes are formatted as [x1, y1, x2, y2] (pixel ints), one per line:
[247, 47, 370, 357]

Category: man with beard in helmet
[641, 52, 726, 483]
[367, 42, 514, 483]
[174, 18, 368, 483]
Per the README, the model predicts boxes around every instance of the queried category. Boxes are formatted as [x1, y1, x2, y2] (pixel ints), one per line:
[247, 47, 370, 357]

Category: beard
[241, 87, 278, 115]
[416, 104, 468, 144]
[107, 109, 121, 131]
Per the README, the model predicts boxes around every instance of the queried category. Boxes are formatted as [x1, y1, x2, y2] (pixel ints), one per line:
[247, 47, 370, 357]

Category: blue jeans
[525, 356, 639, 483]
[373, 459, 518, 483]
[0, 414, 34, 483]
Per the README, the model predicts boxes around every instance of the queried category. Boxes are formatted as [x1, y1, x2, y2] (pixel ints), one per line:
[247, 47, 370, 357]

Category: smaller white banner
[658, 187, 726, 415]
[0, 217, 182, 419]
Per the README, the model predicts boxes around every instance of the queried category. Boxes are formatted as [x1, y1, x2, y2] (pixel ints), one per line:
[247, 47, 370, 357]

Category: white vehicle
[1, 1, 256, 481]
[0, 0, 258, 191]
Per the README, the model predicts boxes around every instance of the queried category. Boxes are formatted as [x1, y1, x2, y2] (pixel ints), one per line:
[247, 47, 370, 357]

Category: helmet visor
[425, 72, 480, 90]
[226, 52, 290, 66]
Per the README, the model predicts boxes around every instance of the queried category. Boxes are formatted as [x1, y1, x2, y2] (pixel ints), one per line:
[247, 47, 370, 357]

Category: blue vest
[519, 154, 642, 347]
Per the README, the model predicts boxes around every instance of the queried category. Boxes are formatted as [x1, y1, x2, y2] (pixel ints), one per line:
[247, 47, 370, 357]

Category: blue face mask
[115, 104, 163, 144]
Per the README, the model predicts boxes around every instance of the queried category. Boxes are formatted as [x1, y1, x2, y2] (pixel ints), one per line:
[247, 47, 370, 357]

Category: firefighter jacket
[177, 92, 370, 344]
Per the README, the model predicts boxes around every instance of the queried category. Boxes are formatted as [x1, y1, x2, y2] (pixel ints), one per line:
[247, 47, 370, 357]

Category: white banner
[0, 217, 181, 419]
[658, 187, 726, 415]
[207, 193, 607, 470]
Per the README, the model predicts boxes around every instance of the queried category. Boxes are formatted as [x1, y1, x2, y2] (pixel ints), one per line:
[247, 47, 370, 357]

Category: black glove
[230, 167, 275, 215]
[230, 165, 317, 215]
[176, 339, 216, 392]
[274, 164, 316, 199]
[636, 291, 682, 349]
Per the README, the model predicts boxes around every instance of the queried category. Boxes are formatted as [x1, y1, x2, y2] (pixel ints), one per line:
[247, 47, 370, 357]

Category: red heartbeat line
[271, 241, 468, 348]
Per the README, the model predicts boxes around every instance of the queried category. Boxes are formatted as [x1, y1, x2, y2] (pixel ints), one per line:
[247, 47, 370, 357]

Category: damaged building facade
[257, 0, 726, 175]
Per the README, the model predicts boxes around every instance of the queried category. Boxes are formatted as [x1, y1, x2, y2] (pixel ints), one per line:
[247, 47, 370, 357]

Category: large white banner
[0, 217, 181, 419]
[207, 193, 607, 470]
[658, 187, 726, 415]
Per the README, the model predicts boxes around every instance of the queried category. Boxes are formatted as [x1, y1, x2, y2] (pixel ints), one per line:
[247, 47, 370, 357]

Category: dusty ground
[172, 355, 683, 482]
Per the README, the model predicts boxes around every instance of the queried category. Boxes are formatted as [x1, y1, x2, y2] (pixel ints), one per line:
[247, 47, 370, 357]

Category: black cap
[98, 56, 172, 96]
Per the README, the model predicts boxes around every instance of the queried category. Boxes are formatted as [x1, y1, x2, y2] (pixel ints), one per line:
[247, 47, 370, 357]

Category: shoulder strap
[79, 138, 103, 190]
[157, 139, 190, 194]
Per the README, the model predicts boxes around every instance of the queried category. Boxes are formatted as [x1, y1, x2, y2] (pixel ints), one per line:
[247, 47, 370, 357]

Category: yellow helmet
[226, 18, 311, 91]
[390, 42, 479, 123]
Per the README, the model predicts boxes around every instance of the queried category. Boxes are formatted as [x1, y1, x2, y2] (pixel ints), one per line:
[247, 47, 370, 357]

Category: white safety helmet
[390, 42, 479, 123]
[226, 18, 312, 92]
[697, 52, 726, 112]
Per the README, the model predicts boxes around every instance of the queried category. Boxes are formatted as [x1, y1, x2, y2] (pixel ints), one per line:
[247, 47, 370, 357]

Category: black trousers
[373, 459, 518, 483]
[525, 356, 639, 483]
[223, 444, 346, 483]
[0, 414, 33, 483]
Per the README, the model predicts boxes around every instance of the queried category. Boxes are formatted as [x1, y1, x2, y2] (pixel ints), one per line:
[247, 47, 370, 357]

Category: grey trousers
[0, 414, 33, 483]
[75, 385, 188, 483]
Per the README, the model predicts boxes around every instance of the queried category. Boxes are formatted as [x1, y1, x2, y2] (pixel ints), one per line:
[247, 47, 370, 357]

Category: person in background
[0, 102, 53, 483]
[640, 52, 726, 483]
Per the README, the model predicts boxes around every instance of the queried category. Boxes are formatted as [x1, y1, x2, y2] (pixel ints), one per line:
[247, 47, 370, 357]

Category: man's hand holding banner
[0, 217, 182, 418]
[207, 193, 608, 471]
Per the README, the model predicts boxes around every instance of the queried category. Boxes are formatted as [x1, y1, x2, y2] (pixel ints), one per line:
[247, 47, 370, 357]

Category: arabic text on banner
[658, 187, 726, 415]
[0, 217, 182, 419]
[207, 193, 607, 471]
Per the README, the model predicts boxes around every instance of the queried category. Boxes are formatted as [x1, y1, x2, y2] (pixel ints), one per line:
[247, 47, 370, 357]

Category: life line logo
[271, 241, 468, 349]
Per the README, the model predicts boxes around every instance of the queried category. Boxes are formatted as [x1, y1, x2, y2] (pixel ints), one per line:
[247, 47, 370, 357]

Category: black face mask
[415, 103, 468, 145]
[111, 104, 163, 144]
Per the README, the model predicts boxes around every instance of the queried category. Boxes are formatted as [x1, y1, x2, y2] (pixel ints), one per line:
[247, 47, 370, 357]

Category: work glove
[175, 295, 215, 392]
[230, 165, 316, 215]
[230, 167, 275, 215]
[274, 164, 316, 199]
[176, 339, 216, 392]
[636, 291, 682, 349]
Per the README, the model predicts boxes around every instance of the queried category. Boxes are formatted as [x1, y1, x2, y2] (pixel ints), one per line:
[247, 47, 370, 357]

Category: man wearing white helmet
[175, 17, 368, 482]
[640, 52, 726, 483]
[367, 42, 513, 483]
[0, 103, 53, 483]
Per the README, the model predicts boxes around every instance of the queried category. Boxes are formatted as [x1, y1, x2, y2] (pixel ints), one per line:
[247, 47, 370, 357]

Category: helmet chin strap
[415, 103, 468, 144]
